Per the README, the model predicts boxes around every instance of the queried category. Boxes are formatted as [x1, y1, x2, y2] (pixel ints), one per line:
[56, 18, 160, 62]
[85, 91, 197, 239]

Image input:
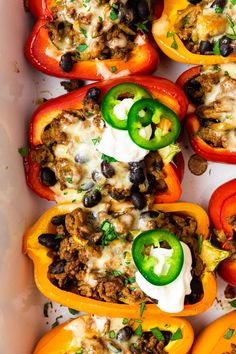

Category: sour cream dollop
[135, 242, 192, 313]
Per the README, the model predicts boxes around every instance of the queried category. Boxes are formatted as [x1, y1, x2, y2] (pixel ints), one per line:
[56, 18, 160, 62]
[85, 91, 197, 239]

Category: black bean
[186, 276, 203, 304]
[187, 0, 202, 4]
[59, 53, 73, 73]
[131, 192, 146, 209]
[51, 214, 66, 226]
[129, 167, 145, 184]
[85, 87, 101, 101]
[129, 161, 145, 169]
[38, 233, 60, 250]
[116, 326, 133, 342]
[101, 161, 115, 178]
[120, 6, 136, 25]
[184, 77, 203, 105]
[199, 40, 213, 55]
[200, 118, 220, 127]
[57, 22, 65, 30]
[162, 331, 172, 346]
[137, 0, 149, 21]
[211, 0, 227, 8]
[92, 170, 101, 182]
[219, 36, 233, 57]
[153, 160, 163, 171]
[140, 210, 159, 218]
[147, 173, 156, 193]
[83, 189, 102, 207]
[40, 167, 57, 186]
[109, 192, 127, 201]
[49, 260, 66, 274]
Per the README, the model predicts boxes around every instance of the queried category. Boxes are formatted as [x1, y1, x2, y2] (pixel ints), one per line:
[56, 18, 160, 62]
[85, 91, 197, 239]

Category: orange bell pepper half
[191, 310, 236, 354]
[33, 314, 194, 354]
[24, 75, 187, 203]
[152, 0, 236, 65]
[25, 0, 159, 80]
[23, 202, 216, 318]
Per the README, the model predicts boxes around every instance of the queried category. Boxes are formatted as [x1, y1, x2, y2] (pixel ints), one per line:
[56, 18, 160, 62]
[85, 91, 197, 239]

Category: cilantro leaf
[18, 147, 29, 157]
[151, 327, 165, 342]
[224, 328, 235, 339]
[171, 328, 183, 341]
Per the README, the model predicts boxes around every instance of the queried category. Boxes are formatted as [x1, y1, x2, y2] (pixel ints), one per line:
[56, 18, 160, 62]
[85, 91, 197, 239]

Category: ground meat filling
[32, 87, 168, 208]
[39, 207, 205, 305]
[184, 65, 236, 150]
[45, 0, 152, 71]
[223, 344, 236, 354]
[174, 0, 236, 57]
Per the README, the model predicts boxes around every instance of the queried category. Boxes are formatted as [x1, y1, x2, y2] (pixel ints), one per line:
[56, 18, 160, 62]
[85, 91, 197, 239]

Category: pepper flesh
[33, 314, 194, 354]
[128, 98, 181, 150]
[152, 0, 236, 65]
[23, 202, 216, 318]
[25, 76, 187, 203]
[26, 0, 159, 80]
[132, 229, 184, 285]
[191, 310, 236, 354]
[177, 66, 236, 164]
[209, 179, 236, 286]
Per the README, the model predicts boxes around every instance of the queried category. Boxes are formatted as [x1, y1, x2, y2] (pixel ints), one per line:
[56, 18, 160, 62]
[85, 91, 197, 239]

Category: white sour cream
[113, 98, 134, 120]
[135, 242, 192, 313]
[97, 125, 150, 162]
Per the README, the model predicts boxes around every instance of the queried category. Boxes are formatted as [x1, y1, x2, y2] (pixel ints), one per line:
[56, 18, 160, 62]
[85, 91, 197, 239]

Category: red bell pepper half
[177, 66, 236, 164]
[209, 179, 236, 286]
[25, 0, 159, 80]
[24, 75, 187, 203]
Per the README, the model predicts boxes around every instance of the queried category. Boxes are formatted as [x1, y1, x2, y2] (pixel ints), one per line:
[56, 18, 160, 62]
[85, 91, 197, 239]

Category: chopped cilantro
[66, 177, 72, 184]
[109, 330, 116, 339]
[171, 328, 183, 341]
[101, 153, 117, 163]
[113, 270, 122, 277]
[226, 13, 236, 39]
[100, 220, 118, 246]
[213, 39, 221, 55]
[230, 299, 236, 307]
[224, 70, 230, 76]
[140, 302, 146, 317]
[91, 137, 101, 145]
[136, 20, 149, 33]
[80, 27, 87, 38]
[128, 277, 136, 284]
[68, 308, 80, 315]
[98, 16, 103, 22]
[171, 40, 178, 49]
[51, 315, 63, 328]
[198, 234, 203, 253]
[43, 301, 52, 317]
[151, 327, 165, 341]
[230, 0, 236, 4]
[77, 43, 88, 52]
[110, 8, 118, 21]
[18, 147, 29, 157]
[122, 318, 129, 325]
[72, 199, 77, 203]
[76, 349, 84, 354]
[166, 31, 178, 49]
[224, 328, 235, 339]
[110, 66, 117, 73]
[135, 324, 143, 338]
[63, 192, 68, 195]
[215, 6, 223, 13]
[55, 234, 65, 239]
[167, 31, 174, 38]
[213, 64, 220, 71]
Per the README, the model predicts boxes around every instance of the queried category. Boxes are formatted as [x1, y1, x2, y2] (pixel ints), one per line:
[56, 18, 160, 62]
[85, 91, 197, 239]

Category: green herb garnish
[166, 31, 178, 49]
[110, 8, 118, 20]
[213, 39, 221, 55]
[230, 299, 236, 308]
[91, 137, 101, 145]
[151, 327, 165, 341]
[18, 147, 29, 157]
[68, 308, 80, 315]
[198, 234, 203, 253]
[171, 328, 183, 341]
[66, 177, 72, 184]
[51, 315, 63, 329]
[113, 270, 122, 277]
[122, 318, 129, 325]
[224, 328, 235, 339]
[136, 20, 149, 33]
[215, 6, 223, 13]
[140, 302, 146, 317]
[76, 349, 84, 354]
[80, 27, 87, 38]
[135, 324, 143, 338]
[43, 302, 52, 317]
[111, 66, 117, 73]
[100, 220, 118, 246]
[77, 43, 88, 52]
[109, 330, 116, 339]
[101, 153, 117, 163]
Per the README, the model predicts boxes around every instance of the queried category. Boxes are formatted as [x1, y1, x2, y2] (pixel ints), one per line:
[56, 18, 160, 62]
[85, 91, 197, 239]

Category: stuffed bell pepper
[24, 76, 187, 208]
[177, 64, 236, 163]
[33, 314, 194, 354]
[23, 201, 229, 318]
[26, 0, 159, 80]
[192, 310, 236, 354]
[153, 0, 236, 65]
[209, 179, 236, 286]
